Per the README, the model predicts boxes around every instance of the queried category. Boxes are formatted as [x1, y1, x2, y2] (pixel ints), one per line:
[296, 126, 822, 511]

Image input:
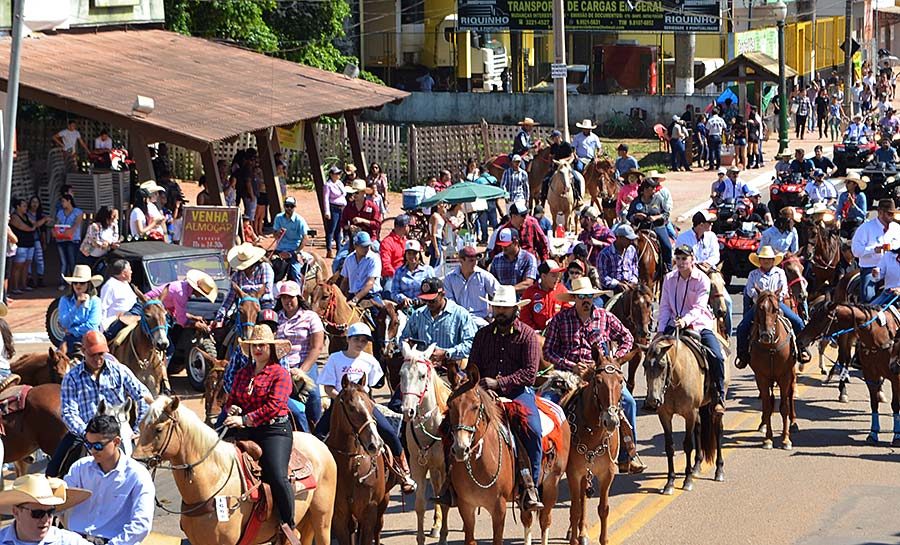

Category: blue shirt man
[874, 142, 898, 164]
[273, 197, 309, 252]
[573, 122, 602, 163]
[614, 145, 640, 178]
[401, 277, 478, 362]
[340, 231, 383, 303]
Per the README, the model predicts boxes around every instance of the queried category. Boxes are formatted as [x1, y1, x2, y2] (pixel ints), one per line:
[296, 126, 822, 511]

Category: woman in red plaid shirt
[223, 325, 297, 543]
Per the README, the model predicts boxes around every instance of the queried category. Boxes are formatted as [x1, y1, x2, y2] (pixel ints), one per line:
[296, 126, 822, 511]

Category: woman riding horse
[58, 265, 103, 356]
[627, 179, 672, 273]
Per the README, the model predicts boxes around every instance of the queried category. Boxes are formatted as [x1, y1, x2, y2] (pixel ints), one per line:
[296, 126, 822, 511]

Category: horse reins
[330, 393, 382, 484]
[451, 390, 504, 489]
[401, 358, 443, 462]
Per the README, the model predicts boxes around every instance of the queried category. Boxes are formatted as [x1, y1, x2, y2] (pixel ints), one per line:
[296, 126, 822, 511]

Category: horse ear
[615, 348, 640, 368]
[467, 363, 481, 385]
[446, 360, 460, 389]
[423, 343, 436, 361]
[255, 285, 266, 299]
[400, 341, 413, 361]
[160, 285, 170, 304]
[165, 396, 180, 414]
[48, 347, 57, 361]
[357, 372, 367, 386]
[341, 373, 350, 390]
[591, 343, 602, 366]
[97, 399, 108, 414]
[133, 284, 147, 304]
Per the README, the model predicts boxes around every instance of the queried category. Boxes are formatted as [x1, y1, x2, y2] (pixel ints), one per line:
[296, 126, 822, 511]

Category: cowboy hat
[624, 168, 644, 178]
[139, 180, 165, 193]
[556, 277, 612, 303]
[749, 245, 784, 267]
[575, 119, 597, 129]
[344, 163, 358, 174]
[805, 202, 832, 216]
[239, 324, 292, 359]
[481, 285, 530, 308]
[517, 117, 539, 126]
[0, 474, 91, 515]
[227, 243, 266, 272]
[645, 170, 666, 181]
[843, 171, 869, 190]
[345, 179, 372, 194]
[62, 265, 103, 287]
[185, 269, 218, 303]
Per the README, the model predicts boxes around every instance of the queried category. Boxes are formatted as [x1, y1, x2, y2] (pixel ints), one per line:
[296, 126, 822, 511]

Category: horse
[327, 375, 396, 545]
[310, 281, 368, 355]
[808, 224, 841, 297]
[643, 332, 727, 495]
[10, 348, 72, 385]
[583, 156, 618, 225]
[547, 160, 579, 233]
[197, 350, 229, 425]
[529, 147, 553, 208]
[780, 255, 808, 321]
[564, 349, 631, 545]
[134, 395, 337, 545]
[797, 303, 900, 445]
[398, 343, 451, 545]
[636, 230, 661, 296]
[748, 290, 799, 450]
[110, 289, 173, 395]
[445, 363, 569, 545]
[607, 284, 655, 393]
[698, 264, 730, 339]
[381, 309, 409, 393]
[1, 384, 67, 488]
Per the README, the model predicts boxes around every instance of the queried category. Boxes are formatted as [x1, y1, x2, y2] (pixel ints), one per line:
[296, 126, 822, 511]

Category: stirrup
[279, 524, 300, 545]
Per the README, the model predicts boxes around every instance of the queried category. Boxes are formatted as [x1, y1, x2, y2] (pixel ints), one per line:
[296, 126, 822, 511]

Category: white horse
[399, 343, 451, 545]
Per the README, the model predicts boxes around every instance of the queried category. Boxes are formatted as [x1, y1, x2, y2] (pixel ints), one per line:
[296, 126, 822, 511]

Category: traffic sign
[551, 63, 567, 79]
[839, 39, 860, 56]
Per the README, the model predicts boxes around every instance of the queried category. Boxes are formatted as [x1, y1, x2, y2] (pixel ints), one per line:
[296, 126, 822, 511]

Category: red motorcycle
[717, 223, 761, 286]
[768, 172, 808, 217]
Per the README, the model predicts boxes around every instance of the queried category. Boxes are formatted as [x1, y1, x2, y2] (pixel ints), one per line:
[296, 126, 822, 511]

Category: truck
[591, 43, 658, 95]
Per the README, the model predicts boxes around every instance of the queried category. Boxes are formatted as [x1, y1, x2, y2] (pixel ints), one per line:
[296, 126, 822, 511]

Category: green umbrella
[417, 181, 509, 209]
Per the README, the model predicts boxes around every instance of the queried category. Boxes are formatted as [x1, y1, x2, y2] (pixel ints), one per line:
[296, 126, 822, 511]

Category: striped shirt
[501, 167, 530, 205]
[60, 355, 151, 437]
[215, 264, 276, 322]
[400, 298, 478, 360]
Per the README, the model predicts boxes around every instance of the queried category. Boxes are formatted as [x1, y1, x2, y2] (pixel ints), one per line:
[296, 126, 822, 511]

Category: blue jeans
[47, 432, 78, 478]
[618, 384, 637, 463]
[57, 241, 78, 285]
[723, 292, 734, 336]
[326, 205, 343, 253]
[653, 225, 673, 272]
[670, 139, 687, 170]
[61, 333, 81, 356]
[315, 401, 402, 457]
[871, 290, 900, 308]
[665, 326, 725, 403]
[736, 300, 805, 361]
[429, 241, 442, 268]
[288, 398, 308, 432]
[708, 134, 722, 168]
[508, 387, 542, 482]
[859, 266, 877, 303]
[381, 276, 394, 301]
[477, 201, 498, 242]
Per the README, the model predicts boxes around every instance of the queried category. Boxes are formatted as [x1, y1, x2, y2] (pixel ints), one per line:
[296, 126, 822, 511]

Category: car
[46, 241, 229, 391]
[528, 64, 590, 94]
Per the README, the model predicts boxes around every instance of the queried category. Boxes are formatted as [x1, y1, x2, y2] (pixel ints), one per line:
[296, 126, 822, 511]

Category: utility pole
[674, 33, 695, 95]
[0, 0, 25, 296]
[552, 0, 569, 139]
[843, 0, 853, 116]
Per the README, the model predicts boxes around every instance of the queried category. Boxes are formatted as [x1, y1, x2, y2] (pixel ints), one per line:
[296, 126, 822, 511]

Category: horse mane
[633, 283, 654, 298]
[433, 375, 451, 413]
[446, 379, 500, 424]
[145, 396, 234, 476]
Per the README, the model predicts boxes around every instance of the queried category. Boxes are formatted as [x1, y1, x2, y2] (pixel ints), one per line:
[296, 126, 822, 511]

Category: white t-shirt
[318, 351, 383, 394]
[57, 129, 81, 151]
[129, 208, 147, 238]
[94, 136, 113, 150]
[99, 276, 138, 331]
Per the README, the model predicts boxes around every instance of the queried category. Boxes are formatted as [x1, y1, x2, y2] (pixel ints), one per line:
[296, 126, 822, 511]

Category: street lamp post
[774, 0, 789, 155]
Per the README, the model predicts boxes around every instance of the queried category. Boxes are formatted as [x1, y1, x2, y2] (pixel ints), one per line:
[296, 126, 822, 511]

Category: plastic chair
[653, 124, 669, 152]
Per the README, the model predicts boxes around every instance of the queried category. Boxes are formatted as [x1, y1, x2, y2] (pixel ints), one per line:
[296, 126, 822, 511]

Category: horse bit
[400, 358, 442, 466]
[568, 364, 624, 496]
[451, 390, 505, 489]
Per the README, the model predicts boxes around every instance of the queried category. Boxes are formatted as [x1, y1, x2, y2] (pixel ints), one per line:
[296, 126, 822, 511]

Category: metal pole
[552, 0, 568, 140]
[0, 0, 25, 298]
[843, 0, 853, 116]
[778, 19, 789, 155]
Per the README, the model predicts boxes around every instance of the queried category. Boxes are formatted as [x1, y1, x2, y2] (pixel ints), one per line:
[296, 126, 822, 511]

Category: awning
[0, 29, 408, 150]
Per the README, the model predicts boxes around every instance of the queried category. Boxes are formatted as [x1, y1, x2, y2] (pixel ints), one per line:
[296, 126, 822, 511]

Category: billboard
[458, 0, 721, 33]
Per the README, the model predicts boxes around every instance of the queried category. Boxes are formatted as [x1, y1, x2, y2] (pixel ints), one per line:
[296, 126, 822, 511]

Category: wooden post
[254, 128, 284, 219]
[304, 120, 328, 228]
[344, 112, 368, 179]
[408, 124, 418, 184]
[200, 145, 224, 206]
[130, 133, 155, 183]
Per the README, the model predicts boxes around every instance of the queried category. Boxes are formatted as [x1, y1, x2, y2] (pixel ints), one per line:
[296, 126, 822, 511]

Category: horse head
[446, 363, 495, 462]
[624, 284, 655, 346]
[337, 374, 383, 455]
[796, 299, 839, 347]
[234, 283, 263, 340]
[589, 345, 629, 432]
[643, 336, 676, 411]
[311, 282, 336, 318]
[134, 395, 184, 464]
[781, 256, 808, 303]
[47, 347, 72, 383]
[754, 290, 782, 344]
[399, 342, 437, 422]
[197, 349, 228, 424]
[96, 398, 137, 457]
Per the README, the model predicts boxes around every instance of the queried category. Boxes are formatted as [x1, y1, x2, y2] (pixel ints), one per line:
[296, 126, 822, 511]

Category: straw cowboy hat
[749, 245, 784, 267]
[481, 285, 530, 308]
[779, 206, 803, 223]
[645, 170, 666, 181]
[805, 202, 836, 224]
[575, 119, 597, 130]
[0, 474, 91, 515]
[139, 180, 165, 193]
[345, 179, 373, 194]
[556, 277, 612, 303]
[843, 171, 869, 190]
[62, 265, 103, 287]
[239, 324, 292, 359]
[185, 269, 218, 303]
[517, 117, 539, 126]
[227, 242, 266, 272]
[0, 300, 8, 318]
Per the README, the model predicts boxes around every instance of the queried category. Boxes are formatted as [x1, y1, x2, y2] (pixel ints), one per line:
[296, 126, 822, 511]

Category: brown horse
[111, 289, 173, 395]
[636, 230, 661, 296]
[547, 160, 579, 233]
[583, 157, 618, 225]
[529, 146, 553, 208]
[780, 255, 808, 321]
[328, 375, 396, 545]
[798, 303, 900, 445]
[135, 395, 337, 545]
[197, 350, 229, 425]
[10, 348, 72, 386]
[608, 284, 655, 392]
[643, 333, 726, 495]
[698, 263, 730, 339]
[564, 349, 630, 545]
[808, 224, 841, 297]
[749, 290, 798, 450]
[1, 384, 68, 481]
[310, 281, 368, 355]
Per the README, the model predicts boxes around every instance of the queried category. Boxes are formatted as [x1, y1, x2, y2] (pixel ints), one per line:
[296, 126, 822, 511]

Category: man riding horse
[539, 130, 583, 205]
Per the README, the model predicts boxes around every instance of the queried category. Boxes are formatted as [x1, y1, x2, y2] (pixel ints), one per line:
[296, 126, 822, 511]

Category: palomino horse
[698, 263, 730, 339]
[328, 375, 396, 545]
[564, 349, 630, 545]
[398, 344, 451, 545]
[636, 230, 661, 295]
[808, 224, 841, 297]
[310, 281, 368, 355]
[547, 160, 580, 233]
[111, 289, 172, 395]
[798, 303, 900, 446]
[1, 384, 67, 487]
[643, 333, 727, 495]
[780, 255, 808, 321]
[749, 290, 799, 450]
[135, 396, 337, 545]
[607, 284, 655, 392]
[10, 348, 72, 385]
[445, 363, 569, 545]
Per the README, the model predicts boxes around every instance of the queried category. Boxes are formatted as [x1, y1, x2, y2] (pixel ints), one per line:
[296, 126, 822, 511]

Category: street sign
[181, 206, 240, 249]
[839, 39, 860, 56]
[551, 63, 567, 79]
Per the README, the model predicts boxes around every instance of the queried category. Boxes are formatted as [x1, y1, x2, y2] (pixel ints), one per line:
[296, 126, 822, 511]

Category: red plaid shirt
[226, 363, 292, 427]
[492, 216, 550, 261]
[340, 200, 382, 240]
[469, 319, 541, 395]
[543, 306, 633, 371]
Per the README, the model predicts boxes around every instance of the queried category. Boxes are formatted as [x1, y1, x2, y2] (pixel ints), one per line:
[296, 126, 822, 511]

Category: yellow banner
[276, 122, 304, 151]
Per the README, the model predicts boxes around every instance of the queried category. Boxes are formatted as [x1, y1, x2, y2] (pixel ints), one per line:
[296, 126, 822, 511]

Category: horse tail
[698, 404, 718, 464]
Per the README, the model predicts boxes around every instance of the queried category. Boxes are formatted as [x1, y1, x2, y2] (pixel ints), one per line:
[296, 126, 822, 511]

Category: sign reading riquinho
[457, 0, 720, 32]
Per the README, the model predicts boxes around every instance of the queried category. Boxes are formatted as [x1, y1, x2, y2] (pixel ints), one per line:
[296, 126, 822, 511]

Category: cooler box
[403, 186, 428, 210]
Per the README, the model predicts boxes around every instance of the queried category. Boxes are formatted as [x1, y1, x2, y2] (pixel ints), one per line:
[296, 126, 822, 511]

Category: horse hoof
[839, 394, 849, 403]
[430, 528, 441, 539]
[579, 536, 589, 545]
[820, 367, 828, 376]
[866, 434, 879, 445]
[790, 422, 800, 432]
[714, 470, 725, 482]
[662, 485, 675, 496]
[682, 480, 694, 492]
[783, 441, 793, 451]
[762, 440, 773, 450]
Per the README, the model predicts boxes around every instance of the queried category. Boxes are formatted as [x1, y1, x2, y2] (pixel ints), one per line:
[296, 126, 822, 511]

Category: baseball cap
[613, 224, 639, 240]
[496, 227, 520, 247]
[418, 277, 444, 300]
[275, 280, 302, 298]
[813, 168, 825, 177]
[259, 309, 278, 325]
[509, 202, 529, 216]
[511, 154, 523, 163]
[284, 196, 297, 207]
[717, 167, 727, 175]
[550, 129, 562, 138]
[394, 214, 410, 227]
[347, 322, 372, 339]
[328, 165, 342, 175]
[459, 246, 479, 258]
[692, 210, 715, 226]
[580, 206, 600, 219]
[746, 188, 760, 197]
[353, 231, 372, 247]
[538, 259, 565, 275]
[404, 239, 422, 253]
[674, 244, 694, 256]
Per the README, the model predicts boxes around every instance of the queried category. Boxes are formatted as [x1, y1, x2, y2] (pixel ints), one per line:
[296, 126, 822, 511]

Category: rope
[826, 295, 899, 340]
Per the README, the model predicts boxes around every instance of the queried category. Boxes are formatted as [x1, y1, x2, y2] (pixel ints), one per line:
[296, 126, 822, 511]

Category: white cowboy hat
[139, 180, 165, 193]
[517, 117, 539, 126]
[239, 324, 292, 360]
[62, 264, 103, 287]
[0, 474, 91, 515]
[344, 179, 372, 194]
[481, 285, 530, 308]
[645, 170, 666, 181]
[555, 277, 612, 303]
[575, 119, 597, 129]
[185, 269, 219, 303]
[227, 243, 266, 272]
[805, 202, 832, 216]
[843, 171, 869, 190]
[749, 245, 784, 267]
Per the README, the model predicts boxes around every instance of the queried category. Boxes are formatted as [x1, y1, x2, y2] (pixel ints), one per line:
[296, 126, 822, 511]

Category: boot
[618, 459, 647, 474]
[396, 453, 417, 494]
[433, 479, 457, 507]
[518, 468, 543, 512]
[799, 348, 811, 364]
[714, 392, 726, 416]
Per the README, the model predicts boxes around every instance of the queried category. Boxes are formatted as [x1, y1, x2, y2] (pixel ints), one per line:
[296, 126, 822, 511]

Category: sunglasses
[82, 438, 115, 452]
[284, 204, 295, 208]
[574, 294, 594, 300]
[19, 507, 56, 519]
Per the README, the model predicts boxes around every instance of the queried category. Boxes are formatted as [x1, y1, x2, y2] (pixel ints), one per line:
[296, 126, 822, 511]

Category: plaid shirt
[60, 355, 151, 436]
[543, 306, 633, 371]
[596, 243, 639, 289]
[493, 216, 550, 261]
[469, 319, 541, 395]
[578, 222, 615, 264]
[215, 263, 276, 322]
[489, 248, 538, 287]
[501, 167, 530, 205]
[226, 363, 292, 427]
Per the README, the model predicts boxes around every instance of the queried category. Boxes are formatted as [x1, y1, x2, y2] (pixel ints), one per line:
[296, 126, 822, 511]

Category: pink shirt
[657, 267, 716, 332]
[616, 182, 639, 217]
[324, 179, 347, 207]
[145, 280, 191, 326]
[277, 309, 324, 368]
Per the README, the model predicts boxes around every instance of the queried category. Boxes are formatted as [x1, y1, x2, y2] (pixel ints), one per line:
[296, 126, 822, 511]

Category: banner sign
[180, 206, 239, 249]
[457, 0, 721, 32]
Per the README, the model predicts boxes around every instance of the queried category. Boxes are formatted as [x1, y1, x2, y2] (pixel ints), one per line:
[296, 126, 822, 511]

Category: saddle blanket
[535, 397, 565, 454]
[0, 385, 31, 418]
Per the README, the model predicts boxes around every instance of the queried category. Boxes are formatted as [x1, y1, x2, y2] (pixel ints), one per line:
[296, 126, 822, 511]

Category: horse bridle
[399, 358, 433, 409]
[450, 389, 504, 489]
[753, 293, 784, 344]
[334, 391, 382, 483]
[140, 300, 169, 337]
[234, 295, 259, 337]
[568, 363, 624, 468]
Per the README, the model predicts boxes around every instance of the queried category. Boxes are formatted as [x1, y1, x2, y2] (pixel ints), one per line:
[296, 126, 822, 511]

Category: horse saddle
[234, 433, 316, 493]
[496, 396, 566, 459]
[0, 384, 31, 436]
[604, 291, 624, 312]
[111, 322, 139, 349]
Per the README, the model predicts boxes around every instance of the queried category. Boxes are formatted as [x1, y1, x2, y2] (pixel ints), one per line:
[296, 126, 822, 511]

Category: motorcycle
[861, 161, 900, 208]
[718, 222, 761, 286]
[834, 134, 877, 176]
[768, 171, 808, 216]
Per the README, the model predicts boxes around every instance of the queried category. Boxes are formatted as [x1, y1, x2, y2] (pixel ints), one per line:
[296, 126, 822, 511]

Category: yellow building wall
[617, 33, 723, 59]
[786, 16, 844, 76]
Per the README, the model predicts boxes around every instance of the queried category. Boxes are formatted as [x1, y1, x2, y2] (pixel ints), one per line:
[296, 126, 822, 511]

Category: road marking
[13, 332, 49, 344]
